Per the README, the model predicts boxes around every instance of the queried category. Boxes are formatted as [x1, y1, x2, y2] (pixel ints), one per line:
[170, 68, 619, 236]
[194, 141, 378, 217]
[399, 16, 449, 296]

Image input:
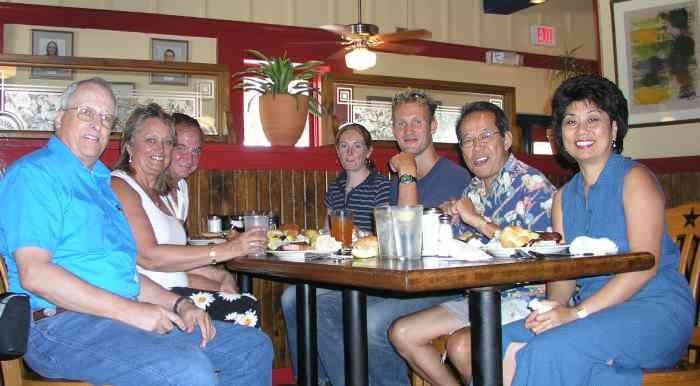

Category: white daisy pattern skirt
[171, 287, 260, 328]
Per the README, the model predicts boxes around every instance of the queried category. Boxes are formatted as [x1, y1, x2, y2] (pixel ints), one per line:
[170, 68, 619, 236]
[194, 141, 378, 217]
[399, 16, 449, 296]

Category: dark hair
[112, 103, 175, 195]
[455, 101, 511, 141]
[335, 122, 376, 170]
[172, 112, 204, 143]
[391, 89, 438, 123]
[552, 74, 628, 156]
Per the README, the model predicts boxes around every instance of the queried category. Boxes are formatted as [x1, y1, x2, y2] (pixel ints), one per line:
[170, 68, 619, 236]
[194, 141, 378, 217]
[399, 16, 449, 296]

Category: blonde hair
[391, 89, 438, 122]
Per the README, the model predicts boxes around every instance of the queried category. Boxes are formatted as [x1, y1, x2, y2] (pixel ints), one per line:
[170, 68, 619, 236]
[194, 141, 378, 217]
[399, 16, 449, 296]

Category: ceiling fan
[302, 0, 432, 71]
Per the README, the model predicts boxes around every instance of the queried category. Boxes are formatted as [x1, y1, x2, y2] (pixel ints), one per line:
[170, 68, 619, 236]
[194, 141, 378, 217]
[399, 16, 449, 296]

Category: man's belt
[32, 307, 67, 322]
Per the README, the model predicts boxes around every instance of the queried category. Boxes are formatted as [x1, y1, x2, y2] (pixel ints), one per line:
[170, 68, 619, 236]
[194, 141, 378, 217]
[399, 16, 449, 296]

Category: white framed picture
[31, 29, 74, 80]
[150, 38, 189, 86]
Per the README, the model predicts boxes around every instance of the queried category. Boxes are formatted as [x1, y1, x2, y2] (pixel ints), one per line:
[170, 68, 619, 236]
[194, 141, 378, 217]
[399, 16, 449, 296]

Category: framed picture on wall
[30, 29, 73, 80]
[150, 38, 189, 86]
[109, 82, 136, 132]
[613, 0, 700, 127]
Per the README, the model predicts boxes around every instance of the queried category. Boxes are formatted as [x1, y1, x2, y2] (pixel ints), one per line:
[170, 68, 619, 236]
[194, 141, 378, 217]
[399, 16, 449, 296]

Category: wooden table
[229, 253, 654, 386]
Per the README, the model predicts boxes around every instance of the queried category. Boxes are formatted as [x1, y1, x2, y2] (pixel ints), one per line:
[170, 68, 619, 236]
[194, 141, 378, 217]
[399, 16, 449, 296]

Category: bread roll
[499, 226, 539, 248]
[352, 236, 379, 259]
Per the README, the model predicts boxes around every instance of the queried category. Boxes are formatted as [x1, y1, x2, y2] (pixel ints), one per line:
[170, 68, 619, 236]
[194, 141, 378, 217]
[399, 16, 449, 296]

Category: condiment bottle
[438, 214, 453, 257]
[207, 215, 222, 234]
[421, 208, 442, 256]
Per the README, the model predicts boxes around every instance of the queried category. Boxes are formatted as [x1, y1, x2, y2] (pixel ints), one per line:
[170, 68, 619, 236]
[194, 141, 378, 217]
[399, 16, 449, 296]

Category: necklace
[134, 177, 174, 217]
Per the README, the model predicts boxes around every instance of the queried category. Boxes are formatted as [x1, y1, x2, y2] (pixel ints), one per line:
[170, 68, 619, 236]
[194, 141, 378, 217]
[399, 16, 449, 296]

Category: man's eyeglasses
[394, 91, 427, 102]
[64, 106, 119, 130]
[459, 131, 499, 149]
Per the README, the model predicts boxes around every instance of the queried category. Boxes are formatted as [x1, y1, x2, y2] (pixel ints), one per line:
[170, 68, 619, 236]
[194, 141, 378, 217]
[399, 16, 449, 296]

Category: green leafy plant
[550, 45, 595, 86]
[232, 49, 325, 116]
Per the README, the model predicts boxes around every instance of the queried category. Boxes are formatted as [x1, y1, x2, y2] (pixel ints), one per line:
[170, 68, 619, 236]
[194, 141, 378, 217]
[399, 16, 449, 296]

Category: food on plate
[280, 223, 301, 238]
[313, 234, 343, 253]
[498, 226, 540, 248]
[303, 229, 320, 245]
[351, 235, 379, 259]
[279, 242, 313, 251]
[527, 231, 562, 246]
[456, 231, 479, 242]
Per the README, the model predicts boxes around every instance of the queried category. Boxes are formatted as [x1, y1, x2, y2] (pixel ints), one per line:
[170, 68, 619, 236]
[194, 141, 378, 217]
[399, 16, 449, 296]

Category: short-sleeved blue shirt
[0, 136, 140, 309]
[324, 170, 391, 232]
[389, 157, 470, 208]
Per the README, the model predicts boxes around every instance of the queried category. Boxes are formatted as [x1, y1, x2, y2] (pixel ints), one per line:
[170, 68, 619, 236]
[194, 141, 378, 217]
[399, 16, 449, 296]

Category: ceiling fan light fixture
[530, 0, 547, 4]
[345, 47, 377, 71]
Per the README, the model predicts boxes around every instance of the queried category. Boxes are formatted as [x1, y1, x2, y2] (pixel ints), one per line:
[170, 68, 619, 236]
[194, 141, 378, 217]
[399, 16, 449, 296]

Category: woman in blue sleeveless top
[500, 75, 694, 386]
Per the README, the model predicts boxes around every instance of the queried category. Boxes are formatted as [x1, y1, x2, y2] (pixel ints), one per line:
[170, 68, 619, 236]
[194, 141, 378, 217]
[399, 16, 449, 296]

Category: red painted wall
[7, 1, 692, 178]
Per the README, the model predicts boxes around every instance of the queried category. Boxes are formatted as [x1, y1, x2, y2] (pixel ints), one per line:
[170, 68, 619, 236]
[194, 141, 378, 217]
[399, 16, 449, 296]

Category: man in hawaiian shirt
[389, 101, 555, 386]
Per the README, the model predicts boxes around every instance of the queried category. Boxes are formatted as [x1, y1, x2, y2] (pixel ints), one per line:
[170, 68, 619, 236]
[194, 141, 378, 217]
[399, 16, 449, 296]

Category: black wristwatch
[398, 174, 418, 184]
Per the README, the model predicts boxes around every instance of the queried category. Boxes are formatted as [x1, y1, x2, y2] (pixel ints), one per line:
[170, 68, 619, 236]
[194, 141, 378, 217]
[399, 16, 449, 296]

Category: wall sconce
[485, 51, 524, 66]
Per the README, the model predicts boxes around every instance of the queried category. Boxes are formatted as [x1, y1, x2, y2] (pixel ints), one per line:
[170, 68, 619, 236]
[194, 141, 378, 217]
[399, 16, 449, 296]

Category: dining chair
[0, 257, 96, 386]
[641, 201, 700, 385]
[411, 202, 700, 386]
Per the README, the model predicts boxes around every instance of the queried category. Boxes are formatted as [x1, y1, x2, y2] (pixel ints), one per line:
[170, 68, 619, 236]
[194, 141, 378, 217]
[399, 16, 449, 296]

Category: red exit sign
[530, 25, 556, 47]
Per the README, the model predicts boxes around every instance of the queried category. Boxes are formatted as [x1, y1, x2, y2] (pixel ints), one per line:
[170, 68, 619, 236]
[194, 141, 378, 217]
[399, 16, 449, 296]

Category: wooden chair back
[666, 202, 700, 291]
[1, 257, 94, 386]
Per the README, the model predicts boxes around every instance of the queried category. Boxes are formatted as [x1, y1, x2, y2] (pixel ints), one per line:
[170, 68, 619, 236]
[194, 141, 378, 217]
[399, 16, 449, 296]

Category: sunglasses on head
[393, 91, 427, 102]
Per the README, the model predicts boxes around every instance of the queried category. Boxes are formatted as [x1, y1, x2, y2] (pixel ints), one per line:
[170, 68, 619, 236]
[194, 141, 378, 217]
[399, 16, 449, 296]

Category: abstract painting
[614, 0, 700, 126]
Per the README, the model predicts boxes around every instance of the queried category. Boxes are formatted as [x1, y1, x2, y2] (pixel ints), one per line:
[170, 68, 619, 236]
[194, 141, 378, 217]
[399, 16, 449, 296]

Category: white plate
[528, 244, 569, 255]
[189, 238, 226, 246]
[269, 250, 308, 260]
[482, 246, 518, 258]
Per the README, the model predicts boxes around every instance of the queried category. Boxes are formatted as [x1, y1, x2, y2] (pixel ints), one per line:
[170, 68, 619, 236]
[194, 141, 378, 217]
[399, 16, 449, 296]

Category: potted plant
[546, 46, 595, 154]
[233, 50, 324, 146]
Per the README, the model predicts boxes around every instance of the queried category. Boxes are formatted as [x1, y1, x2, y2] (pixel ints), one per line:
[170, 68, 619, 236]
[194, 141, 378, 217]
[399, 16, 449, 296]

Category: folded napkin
[569, 236, 618, 256]
[448, 239, 493, 261]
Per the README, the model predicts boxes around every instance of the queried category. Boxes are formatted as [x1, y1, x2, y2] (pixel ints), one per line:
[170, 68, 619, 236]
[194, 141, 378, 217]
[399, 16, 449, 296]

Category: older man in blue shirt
[0, 78, 272, 385]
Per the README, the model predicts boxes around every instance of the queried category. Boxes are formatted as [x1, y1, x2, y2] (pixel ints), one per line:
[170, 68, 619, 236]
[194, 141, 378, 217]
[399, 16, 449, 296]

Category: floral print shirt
[456, 153, 556, 239]
[458, 154, 556, 318]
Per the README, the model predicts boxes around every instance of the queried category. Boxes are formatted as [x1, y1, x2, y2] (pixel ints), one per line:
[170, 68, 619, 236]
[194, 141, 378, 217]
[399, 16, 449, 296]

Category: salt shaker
[421, 208, 442, 256]
[207, 215, 222, 234]
[438, 214, 453, 257]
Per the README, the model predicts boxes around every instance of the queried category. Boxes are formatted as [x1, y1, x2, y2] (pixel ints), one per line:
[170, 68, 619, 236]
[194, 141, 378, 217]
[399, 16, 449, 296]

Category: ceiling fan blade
[287, 41, 346, 46]
[375, 42, 424, 55]
[373, 29, 432, 43]
[320, 24, 351, 34]
[328, 47, 352, 61]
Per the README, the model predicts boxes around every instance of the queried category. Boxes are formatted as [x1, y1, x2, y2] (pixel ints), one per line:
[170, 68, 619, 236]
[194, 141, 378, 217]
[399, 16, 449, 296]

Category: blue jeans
[25, 311, 273, 386]
[283, 285, 458, 386]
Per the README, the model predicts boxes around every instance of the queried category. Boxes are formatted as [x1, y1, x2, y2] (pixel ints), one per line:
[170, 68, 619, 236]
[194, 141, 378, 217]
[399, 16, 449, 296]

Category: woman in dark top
[324, 123, 391, 232]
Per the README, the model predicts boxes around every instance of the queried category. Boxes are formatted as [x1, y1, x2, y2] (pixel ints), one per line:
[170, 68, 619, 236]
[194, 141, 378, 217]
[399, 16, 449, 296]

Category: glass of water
[243, 214, 269, 257]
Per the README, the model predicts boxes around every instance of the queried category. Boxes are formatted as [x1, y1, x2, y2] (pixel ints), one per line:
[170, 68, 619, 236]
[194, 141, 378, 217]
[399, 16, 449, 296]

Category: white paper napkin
[448, 239, 493, 261]
[569, 236, 618, 256]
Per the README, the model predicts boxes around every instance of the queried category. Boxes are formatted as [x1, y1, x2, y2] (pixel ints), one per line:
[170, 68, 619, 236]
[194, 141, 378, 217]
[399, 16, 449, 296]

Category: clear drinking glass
[374, 205, 423, 260]
[331, 209, 354, 248]
[243, 214, 269, 256]
[374, 206, 396, 259]
[391, 205, 423, 260]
